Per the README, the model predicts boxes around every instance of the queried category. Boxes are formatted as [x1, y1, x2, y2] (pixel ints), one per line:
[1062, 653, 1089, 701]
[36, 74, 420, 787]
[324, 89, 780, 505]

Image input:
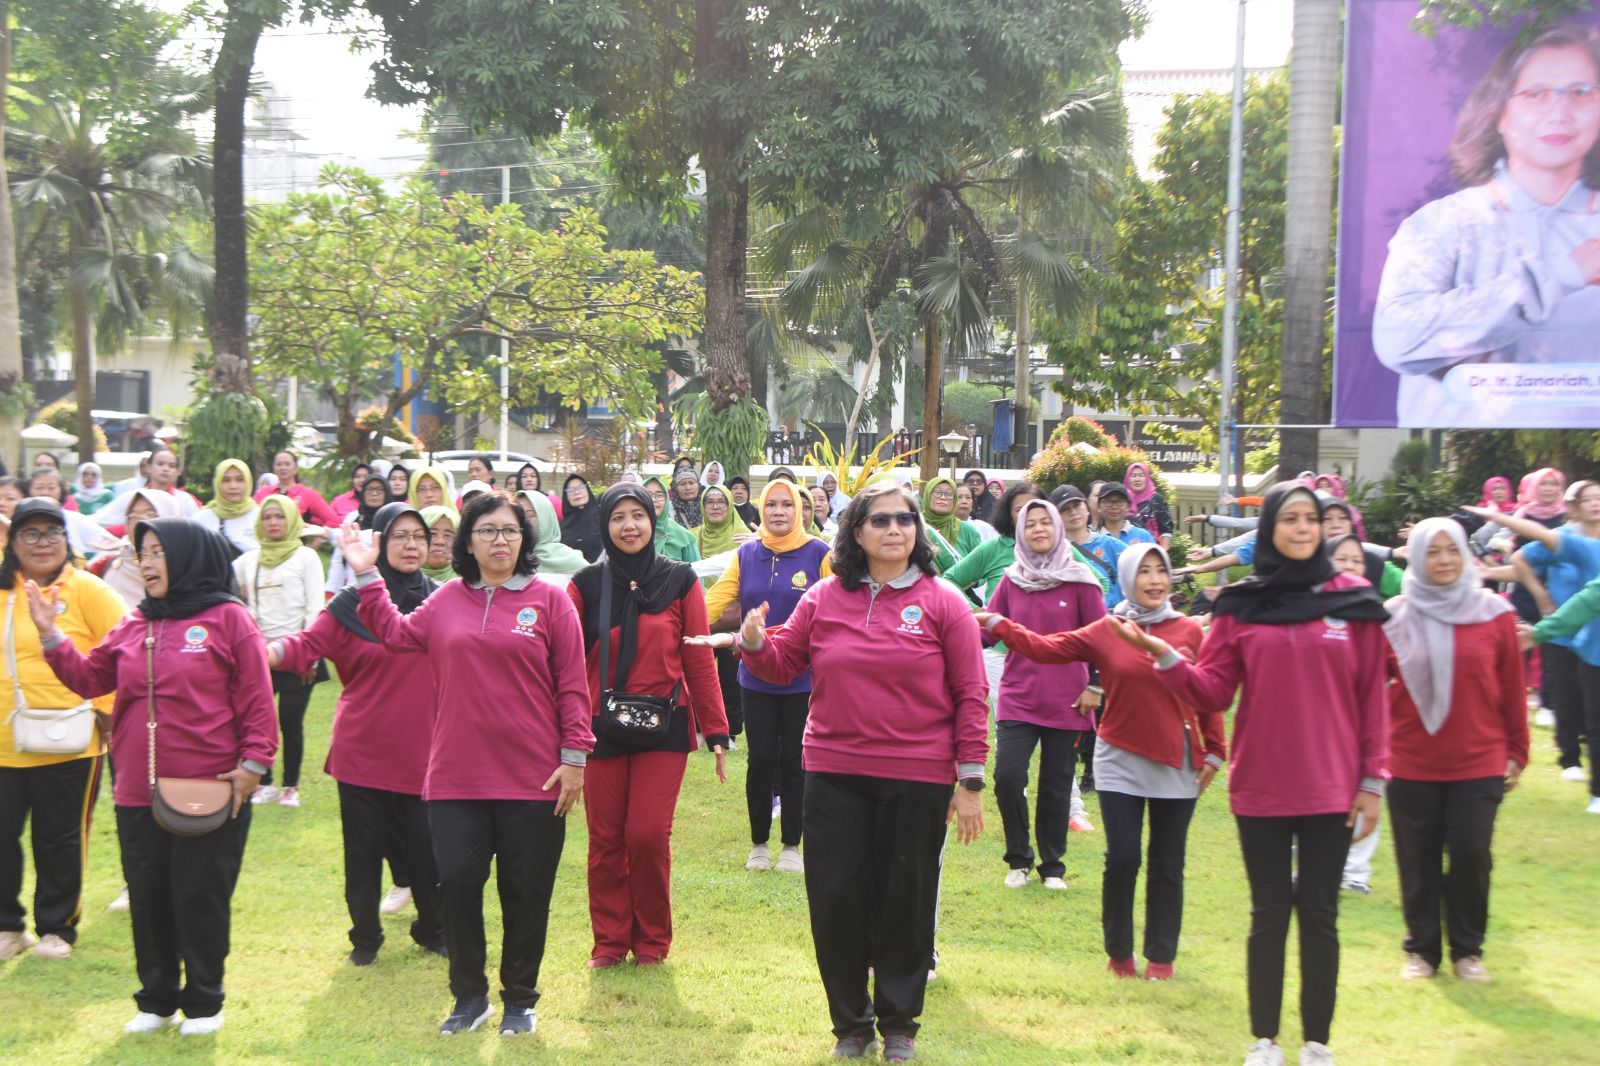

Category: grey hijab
[1110, 542, 1183, 626]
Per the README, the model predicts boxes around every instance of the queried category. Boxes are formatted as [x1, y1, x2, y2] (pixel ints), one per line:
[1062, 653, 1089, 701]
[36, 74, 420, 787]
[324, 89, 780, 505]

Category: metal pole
[499, 165, 511, 462]
[1219, 0, 1247, 505]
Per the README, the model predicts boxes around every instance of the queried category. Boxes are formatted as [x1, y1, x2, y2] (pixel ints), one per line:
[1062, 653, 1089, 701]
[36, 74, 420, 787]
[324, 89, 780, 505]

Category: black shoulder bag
[595, 563, 677, 749]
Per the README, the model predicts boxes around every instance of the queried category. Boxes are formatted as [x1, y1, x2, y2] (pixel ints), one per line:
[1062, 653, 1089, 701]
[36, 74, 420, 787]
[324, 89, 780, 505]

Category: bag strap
[5, 593, 24, 716]
[145, 621, 158, 789]
[598, 562, 613, 694]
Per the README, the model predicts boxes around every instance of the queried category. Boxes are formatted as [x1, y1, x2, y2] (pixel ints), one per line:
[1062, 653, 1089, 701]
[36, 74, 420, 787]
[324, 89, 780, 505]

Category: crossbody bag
[5, 595, 96, 755]
[145, 623, 233, 836]
[594, 566, 678, 749]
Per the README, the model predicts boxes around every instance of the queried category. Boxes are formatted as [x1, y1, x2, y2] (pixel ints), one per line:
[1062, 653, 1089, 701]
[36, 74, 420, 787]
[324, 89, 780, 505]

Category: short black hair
[451, 490, 539, 582]
[829, 482, 938, 591]
[993, 481, 1045, 538]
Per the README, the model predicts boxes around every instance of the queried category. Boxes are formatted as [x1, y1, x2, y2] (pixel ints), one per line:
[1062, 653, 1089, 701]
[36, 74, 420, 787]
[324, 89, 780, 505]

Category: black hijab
[571, 484, 697, 690]
[726, 475, 759, 529]
[354, 475, 393, 530]
[1213, 484, 1388, 626]
[133, 518, 244, 621]
[559, 474, 604, 562]
[516, 463, 541, 493]
[966, 471, 996, 522]
[327, 503, 439, 642]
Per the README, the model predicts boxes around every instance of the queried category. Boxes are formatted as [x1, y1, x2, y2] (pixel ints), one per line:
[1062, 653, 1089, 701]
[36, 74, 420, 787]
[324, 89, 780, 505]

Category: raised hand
[338, 522, 379, 574]
[24, 580, 61, 636]
[739, 602, 770, 648]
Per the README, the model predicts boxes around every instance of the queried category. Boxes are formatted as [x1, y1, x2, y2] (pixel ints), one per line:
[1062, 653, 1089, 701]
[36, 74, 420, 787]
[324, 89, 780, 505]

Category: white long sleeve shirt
[233, 545, 324, 640]
[195, 506, 260, 554]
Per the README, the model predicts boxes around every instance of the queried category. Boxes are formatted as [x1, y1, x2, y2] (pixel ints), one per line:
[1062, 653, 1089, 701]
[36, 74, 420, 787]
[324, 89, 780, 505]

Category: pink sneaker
[277, 787, 301, 808]
[1069, 815, 1096, 833]
[1144, 961, 1174, 981]
[1108, 956, 1138, 978]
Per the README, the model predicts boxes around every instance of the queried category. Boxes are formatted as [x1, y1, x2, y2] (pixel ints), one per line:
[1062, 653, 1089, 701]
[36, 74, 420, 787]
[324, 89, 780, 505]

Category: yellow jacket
[0, 567, 128, 767]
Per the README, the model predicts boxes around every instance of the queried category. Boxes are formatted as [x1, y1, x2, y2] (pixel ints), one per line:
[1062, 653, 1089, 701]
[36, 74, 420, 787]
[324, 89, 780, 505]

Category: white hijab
[1383, 518, 1511, 734]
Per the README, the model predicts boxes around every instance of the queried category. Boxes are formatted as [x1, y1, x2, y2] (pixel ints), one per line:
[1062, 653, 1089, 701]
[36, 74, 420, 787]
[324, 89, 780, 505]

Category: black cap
[9, 497, 66, 528]
[1098, 482, 1131, 502]
[1049, 485, 1086, 507]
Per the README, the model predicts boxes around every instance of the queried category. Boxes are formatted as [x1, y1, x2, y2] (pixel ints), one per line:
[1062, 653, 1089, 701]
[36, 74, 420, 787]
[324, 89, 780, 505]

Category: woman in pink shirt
[696, 482, 988, 1064]
[1112, 483, 1389, 1066]
[33, 518, 277, 1036]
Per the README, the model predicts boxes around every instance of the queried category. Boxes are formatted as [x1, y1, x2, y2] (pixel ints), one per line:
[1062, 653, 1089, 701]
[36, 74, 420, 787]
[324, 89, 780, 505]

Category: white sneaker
[1003, 869, 1029, 888]
[1560, 766, 1587, 782]
[124, 1012, 178, 1034]
[1244, 1038, 1284, 1066]
[1300, 1042, 1334, 1066]
[379, 885, 413, 915]
[251, 785, 280, 805]
[277, 786, 301, 808]
[107, 887, 130, 912]
[1399, 953, 1436, 980]
[746, 844, 772, 871]
[1452, 956, 1490, 983]
[179, 1012, 224, 1036]
[1042, 876, 1069, 891]
[774, 845, 804, 874]
[1534, 707, 1557, 728]
[32, 933, 72, 959]
[1588, 797, 1600, 815]
[0, 930, 38, 960]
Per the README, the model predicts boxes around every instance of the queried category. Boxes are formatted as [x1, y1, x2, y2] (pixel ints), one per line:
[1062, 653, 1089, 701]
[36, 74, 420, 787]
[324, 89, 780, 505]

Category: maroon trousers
[584, 750, 688, 961]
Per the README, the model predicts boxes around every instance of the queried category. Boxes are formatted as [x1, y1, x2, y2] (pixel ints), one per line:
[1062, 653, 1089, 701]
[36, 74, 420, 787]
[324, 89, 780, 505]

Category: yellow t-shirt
[0, 567, 128, 768]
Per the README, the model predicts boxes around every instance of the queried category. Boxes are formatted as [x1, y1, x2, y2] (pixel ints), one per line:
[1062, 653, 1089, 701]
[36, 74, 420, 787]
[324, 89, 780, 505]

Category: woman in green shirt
[923, 476, 983, 574]
[643, 476, 701, 562]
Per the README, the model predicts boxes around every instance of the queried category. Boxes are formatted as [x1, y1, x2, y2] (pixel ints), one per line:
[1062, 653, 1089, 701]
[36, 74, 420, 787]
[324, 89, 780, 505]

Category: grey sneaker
[830, 1034, 878, 1058]
[775, 846, 804, 873]
[746, 844, 772, 871]
[1453, 956, 1490, 983]
[439, 996, 493, 1035]
[1300, 1042, 1334, 1066]
[0, 930, 38, 960]
[1244, 1039, 1284, 1066]
[883, 1033, 917, 1062]
[1399, 953, 1436, 980]
[499, 1006, 536, 1036]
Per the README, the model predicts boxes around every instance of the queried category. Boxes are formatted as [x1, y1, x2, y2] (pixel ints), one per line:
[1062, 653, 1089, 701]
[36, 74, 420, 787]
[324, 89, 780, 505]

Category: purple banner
[1334, 2, 1600, 428]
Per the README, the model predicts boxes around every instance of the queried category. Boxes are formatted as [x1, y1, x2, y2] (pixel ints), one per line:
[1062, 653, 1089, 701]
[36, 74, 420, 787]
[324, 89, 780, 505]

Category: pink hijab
[1313, 473, 1347, 499]
[1477, 476, 1513, 512]
[1124, 461, 1158, 508]
[1004, 500, 1100, 592]
[1516, 468, 1568, 522]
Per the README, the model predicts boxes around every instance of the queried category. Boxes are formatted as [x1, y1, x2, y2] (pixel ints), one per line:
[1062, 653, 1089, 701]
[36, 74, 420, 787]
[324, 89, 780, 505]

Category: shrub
[1027, 439, 1172, 502]
[1047, 415, 1116, 450]
[37, 400, 110, 453]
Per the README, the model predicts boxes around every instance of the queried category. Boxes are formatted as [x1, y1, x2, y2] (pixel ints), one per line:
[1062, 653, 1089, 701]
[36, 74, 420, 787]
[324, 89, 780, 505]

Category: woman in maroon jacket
[267, 502, 444, 966]
[980, 542, 1218, 981]
[568, 484, 728, 969]
[32, 518, 276, 1036]
[1383, 517, 1527, 985]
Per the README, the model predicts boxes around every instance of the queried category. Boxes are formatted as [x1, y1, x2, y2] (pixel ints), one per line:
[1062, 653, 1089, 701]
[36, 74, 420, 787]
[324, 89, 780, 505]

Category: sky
[207, 0, 1297, 176]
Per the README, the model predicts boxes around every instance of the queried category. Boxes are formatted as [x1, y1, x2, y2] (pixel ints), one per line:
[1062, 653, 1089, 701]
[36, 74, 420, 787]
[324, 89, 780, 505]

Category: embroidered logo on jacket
[181, 625, 210, 654]
[513, 606, 540, 638]
[791, 570, 808, 589]
[898, 604, 925, 635]
[1322, 616, 1349, 641]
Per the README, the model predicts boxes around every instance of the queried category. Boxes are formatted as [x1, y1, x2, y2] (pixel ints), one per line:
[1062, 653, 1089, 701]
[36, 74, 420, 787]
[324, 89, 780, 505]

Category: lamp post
[937, 430, 967, 482]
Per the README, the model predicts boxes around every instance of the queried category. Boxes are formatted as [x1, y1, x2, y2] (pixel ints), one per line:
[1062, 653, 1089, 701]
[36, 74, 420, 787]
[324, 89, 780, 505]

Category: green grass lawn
[3, 685, 1598, 1065]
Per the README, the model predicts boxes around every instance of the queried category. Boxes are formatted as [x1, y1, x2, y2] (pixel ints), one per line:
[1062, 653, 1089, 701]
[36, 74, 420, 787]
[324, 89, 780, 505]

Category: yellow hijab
[756, 480, 817, 554]
[254, 494, 304, 569]
[408, 466, 452, 510]
[205, 459, 256, 519]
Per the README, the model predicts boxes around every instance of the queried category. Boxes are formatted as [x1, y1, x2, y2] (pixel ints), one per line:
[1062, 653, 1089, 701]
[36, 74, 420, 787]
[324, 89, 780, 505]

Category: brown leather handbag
[145, 624, 233, 836]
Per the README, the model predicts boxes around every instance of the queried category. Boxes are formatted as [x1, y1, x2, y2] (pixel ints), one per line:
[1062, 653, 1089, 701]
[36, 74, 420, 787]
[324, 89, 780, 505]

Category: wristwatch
[959, 777, 985, 793]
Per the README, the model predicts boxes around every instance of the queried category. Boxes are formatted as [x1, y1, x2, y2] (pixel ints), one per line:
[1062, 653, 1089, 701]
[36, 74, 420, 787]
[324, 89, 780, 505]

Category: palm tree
[756, 86, 1126, 477]
[1279, 0, 1341, 476]
[0, 2, 25, 469]
[10, 98, 212, 463]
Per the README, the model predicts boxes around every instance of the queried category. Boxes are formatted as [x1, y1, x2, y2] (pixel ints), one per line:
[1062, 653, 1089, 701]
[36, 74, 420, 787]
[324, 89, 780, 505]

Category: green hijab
[644, 476, 700, 562]
[206, 459, 257, 520]
[694, 484, 740, 556]
[921, 476, 963, 546]
[520, 490, 586, 575]
[254, 494, 304, 569]
[419, 505, 459, 582]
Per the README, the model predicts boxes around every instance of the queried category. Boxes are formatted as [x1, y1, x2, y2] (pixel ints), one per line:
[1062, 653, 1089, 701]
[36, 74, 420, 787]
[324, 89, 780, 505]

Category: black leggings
[1235, 812, 1353, 1046]
[742, 688, 809, 846]
[263, 669, 317, 788]
[1098, 790, 1196, 965]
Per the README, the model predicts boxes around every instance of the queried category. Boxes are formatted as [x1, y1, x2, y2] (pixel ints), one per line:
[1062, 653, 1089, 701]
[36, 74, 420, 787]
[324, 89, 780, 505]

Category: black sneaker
[438, 996, 493, 1035]
[347, 945, 378, 967]
[830, 1034, 879, 1058]
[499, 1006, 536, 1036]
[883, 1033, 917, 1062]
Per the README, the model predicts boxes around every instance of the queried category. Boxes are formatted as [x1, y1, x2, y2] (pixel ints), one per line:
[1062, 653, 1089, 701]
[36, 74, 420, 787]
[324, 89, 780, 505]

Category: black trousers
[0, 757, 101, 944]
[262, 669, 317, 788]
[742, 688, 809, 846]
[117, 803, 251, 1019]
[1575, 661, 1600, 796]
[384, 810, 411, 889]
[1542, 643, 1584, 769]
[715, 648, 744, 737]
[337, 782, 441, 952]
[993, 721, 1083, 879]
[1235, 812, 1352, 1046]
[803, 771, 950, 1040]
[1098, 790, 1196, 965]
[1388, 776, 1504, 968]
[428, 799, 565, 1009]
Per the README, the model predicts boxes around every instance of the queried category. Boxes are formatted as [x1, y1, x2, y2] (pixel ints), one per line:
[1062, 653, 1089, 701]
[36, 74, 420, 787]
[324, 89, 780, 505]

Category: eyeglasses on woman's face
[863, 512, 917, 530]
[389, 531, 430, 547]
[15, 527, 66, 546]
[135, 545, 166, 561]
[472, 525, 523, 543]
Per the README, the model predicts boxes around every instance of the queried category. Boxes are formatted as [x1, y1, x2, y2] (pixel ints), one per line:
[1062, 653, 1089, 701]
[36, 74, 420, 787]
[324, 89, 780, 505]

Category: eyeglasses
[472, 525, 523, 542]
[15, 528, 66, 546]
[135, 546, 166, 561]
[929, 488, 955, 501]
[864, 512, 918, 530]
[389, 532, 430, 546]
[1509, 83, 1600, 112]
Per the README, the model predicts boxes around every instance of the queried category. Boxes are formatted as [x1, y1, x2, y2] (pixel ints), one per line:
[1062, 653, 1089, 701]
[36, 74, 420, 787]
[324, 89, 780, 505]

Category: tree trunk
[209, 1, 262, 393]
[696, 0, 750, 410]
[1013, 274, 1031, 460]
[0, 5, 25, 470]
[919, 199, 950, 480]
[1279, 0, 1340, 478]
[70, 241, 95, 466]
[843, 308, 881, 460]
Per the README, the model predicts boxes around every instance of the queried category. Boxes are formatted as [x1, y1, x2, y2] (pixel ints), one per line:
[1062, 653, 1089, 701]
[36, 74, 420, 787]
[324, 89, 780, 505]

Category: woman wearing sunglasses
[692, 481, 988, 1063]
